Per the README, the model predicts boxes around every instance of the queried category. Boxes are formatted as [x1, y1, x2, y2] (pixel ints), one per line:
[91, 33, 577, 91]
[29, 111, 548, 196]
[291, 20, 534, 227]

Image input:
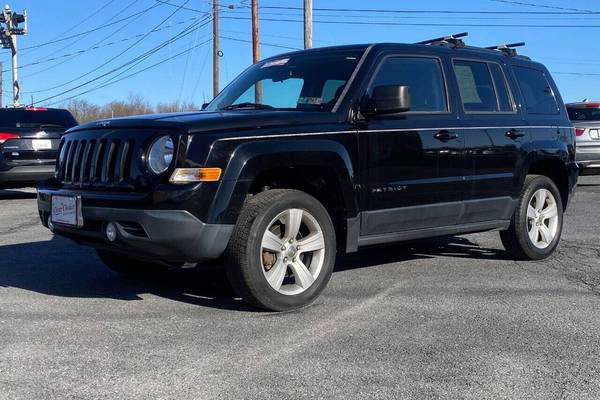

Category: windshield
[205, 49, 364, 112]
[567, 107, 600, 121]
[0, 108, 78, 129]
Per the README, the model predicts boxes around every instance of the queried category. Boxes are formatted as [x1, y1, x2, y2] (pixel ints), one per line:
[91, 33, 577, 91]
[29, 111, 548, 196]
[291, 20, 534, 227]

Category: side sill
[356, 220, 510, 248]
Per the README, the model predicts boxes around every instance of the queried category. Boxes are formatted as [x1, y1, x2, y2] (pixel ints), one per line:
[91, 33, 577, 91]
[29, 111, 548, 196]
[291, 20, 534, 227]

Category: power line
[259, 5, 600, 15]
[7, 17, 199, 74]
[46, 38, 213, 106]
[21, 0, 119, 56]
[30, 0, 198, 95]
[34, 16, 212, 104]
[488, 0, 597, 13]
[19, 3, 166, 51]
[19, 0, 144, 80]
[220, 35, 301, 50]
[221, 15, 600, 28]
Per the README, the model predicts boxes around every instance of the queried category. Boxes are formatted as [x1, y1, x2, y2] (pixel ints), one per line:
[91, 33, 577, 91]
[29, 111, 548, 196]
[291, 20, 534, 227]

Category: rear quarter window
[513, 66, 559, 115]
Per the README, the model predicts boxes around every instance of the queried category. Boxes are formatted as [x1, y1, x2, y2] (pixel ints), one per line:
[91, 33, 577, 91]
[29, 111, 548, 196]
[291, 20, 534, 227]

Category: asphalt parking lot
[1, 178, 600, 399]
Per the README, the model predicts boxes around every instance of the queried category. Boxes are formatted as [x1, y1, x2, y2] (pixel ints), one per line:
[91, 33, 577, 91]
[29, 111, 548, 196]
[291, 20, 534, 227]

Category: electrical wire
[34, 16, 212, 104]
[30, 0, 198, 95]
[44, 38, 213, 106]
[221, 15, 600, 28]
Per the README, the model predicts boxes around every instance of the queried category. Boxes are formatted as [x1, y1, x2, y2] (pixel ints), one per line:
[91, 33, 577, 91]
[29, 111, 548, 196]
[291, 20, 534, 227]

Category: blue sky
[4, 0, 600, 107]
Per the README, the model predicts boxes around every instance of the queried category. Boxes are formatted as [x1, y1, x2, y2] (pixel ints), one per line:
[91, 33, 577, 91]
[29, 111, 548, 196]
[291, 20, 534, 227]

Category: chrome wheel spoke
[289, 259, 315, 289]
[542, 203, 558, 220]
[527, 205, 536, 220]
[266, 259, 287, 291]
[262, 230, 284, 252]
[538, 224, 552, 244]
[535, 189, 547, 209]
[297, 232, 325, 253]
[528, 224, 540, 244]
[284, 209, 303, 241]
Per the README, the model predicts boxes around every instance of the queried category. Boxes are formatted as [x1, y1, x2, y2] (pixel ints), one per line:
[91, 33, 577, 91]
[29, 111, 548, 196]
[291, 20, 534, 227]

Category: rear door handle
[434, 130, 459, 141]
[505, 129, 525, 139]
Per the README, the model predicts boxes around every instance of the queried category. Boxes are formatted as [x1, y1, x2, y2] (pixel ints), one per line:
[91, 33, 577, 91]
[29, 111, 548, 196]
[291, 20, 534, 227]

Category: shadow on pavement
[0, 189, 37, 200]
[0, 234, 510, 311]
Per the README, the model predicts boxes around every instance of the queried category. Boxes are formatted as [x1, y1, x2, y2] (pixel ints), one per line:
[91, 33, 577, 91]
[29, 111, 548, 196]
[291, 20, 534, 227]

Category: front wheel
[500, 175, 563, 260]
[225, 189, 336, 311]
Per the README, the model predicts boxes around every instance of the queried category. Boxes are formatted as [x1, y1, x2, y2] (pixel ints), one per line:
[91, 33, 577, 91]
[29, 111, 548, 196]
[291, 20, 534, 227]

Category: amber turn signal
[170, 168, 222, 184]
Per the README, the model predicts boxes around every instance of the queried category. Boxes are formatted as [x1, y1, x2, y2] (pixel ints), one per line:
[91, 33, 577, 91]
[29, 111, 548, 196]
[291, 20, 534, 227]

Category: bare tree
[64, 94, 199, 124]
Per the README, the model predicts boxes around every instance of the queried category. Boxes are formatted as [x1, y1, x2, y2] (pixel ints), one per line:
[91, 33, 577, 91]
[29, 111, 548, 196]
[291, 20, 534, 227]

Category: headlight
[147, 135, 174, 174]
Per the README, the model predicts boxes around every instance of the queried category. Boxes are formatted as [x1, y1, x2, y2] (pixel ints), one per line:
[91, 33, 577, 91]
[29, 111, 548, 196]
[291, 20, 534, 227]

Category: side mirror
[361, 85, 411, 117]
[201, 103, 209, 110]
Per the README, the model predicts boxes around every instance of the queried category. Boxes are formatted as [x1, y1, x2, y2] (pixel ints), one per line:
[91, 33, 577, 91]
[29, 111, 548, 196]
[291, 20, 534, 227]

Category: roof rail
[484, 42, 525, 57]
[415, 32, 468, 48]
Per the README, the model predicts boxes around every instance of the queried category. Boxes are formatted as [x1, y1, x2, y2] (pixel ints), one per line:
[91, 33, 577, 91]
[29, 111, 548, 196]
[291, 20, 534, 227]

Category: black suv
[0, 107, 78, 188]
[37, 36, 578, 311]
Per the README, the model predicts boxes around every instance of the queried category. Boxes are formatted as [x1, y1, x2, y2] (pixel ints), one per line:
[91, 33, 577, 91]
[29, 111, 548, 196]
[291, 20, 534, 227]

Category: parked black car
[0, 107, 78, 188]
[37, 35, 578, 311]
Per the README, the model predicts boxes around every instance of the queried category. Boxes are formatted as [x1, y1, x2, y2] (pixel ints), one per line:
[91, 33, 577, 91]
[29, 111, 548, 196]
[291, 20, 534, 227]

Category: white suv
[567, 101, 600, 175]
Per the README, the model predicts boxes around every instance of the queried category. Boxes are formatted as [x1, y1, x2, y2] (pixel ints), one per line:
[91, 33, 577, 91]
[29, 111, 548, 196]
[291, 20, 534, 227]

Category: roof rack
[484, 42, 525, 57]
[416, 32, 468, 48]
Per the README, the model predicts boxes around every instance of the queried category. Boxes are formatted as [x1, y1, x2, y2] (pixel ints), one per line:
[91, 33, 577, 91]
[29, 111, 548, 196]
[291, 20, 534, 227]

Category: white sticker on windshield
[261, 58, 290, 68]
[298, 97, 323, 105]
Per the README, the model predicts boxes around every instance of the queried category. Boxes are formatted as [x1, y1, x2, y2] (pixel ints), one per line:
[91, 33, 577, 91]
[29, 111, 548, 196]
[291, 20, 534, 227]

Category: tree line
[65, 94, 199, 123]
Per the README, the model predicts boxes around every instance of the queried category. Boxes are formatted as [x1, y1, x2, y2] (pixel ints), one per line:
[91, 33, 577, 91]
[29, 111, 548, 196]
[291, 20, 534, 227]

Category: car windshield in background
[567, 107, 600, 121]
[0, 109, 78, 129]
[205, 50, 364, 112]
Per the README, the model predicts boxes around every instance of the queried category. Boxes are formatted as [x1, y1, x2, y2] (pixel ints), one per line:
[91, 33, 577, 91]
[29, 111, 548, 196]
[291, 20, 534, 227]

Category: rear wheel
[500, 175, 563, 260]
[96, 250, 169, 277]
[225, 189, 336, 311]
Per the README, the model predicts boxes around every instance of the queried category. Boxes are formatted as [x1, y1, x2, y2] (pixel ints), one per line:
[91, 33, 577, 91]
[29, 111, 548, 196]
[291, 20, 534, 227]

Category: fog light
[106, 222, 118, 242]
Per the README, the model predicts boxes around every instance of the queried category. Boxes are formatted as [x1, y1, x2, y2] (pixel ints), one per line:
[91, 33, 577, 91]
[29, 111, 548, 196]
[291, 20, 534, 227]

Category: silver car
[567, 101, 600, 175]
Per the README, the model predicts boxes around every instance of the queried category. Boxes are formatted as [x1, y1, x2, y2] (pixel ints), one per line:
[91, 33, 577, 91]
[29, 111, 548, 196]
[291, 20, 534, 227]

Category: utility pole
[212, 0, 219, 98]
[303, 0, 312, 49]
[251, 0, 261, 102]
[0, 5, 26, 107]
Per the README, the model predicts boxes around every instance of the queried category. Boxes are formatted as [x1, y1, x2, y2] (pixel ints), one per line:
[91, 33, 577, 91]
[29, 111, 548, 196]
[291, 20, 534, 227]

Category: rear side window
[0, 108, 78, 129]
[370, 57, 447, 112]
[513, 66, 559, 115]
[489, 64, 514, 112]
[453, 60, 497, 112]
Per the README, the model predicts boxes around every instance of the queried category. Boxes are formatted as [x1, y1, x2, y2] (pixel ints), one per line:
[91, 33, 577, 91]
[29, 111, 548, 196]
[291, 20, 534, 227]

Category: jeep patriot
[37, 34, 578, 311]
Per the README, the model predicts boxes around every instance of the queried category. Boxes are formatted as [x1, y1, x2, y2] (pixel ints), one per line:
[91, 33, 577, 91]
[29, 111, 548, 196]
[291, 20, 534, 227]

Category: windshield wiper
[220, 102, 276, 111]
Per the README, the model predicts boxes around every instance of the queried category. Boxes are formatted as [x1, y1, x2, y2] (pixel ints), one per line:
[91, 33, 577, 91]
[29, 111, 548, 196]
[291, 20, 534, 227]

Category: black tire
[500, 175, 563, 260]
[96, 250, 168, 277]
[225, 189, 336, 311]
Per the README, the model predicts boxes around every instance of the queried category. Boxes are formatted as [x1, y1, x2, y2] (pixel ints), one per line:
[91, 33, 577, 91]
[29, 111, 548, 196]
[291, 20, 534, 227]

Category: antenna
[484, 42, 526, 56]
[415, 32, 468, 48]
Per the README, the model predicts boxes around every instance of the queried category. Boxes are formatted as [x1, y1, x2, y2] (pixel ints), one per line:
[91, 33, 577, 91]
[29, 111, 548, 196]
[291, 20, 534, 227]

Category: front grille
[57, 137, 136, 188]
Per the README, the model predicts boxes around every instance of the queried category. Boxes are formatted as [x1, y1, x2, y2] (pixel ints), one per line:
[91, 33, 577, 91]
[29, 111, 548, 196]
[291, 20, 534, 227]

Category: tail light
[575, 128, 585, 137]
[0, 132, 19, 144]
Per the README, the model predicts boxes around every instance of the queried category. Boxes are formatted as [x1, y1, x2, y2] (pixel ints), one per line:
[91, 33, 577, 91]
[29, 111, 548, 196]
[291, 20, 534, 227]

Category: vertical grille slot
[64, 140, 78, 183]
[57, 140, 70, 181]
[90, 139, 106, 183]
[113, 139, 131, 183]
[100, 140, 117, 184]
[71, 140, 86, 184]
[80, 140, 95, 185]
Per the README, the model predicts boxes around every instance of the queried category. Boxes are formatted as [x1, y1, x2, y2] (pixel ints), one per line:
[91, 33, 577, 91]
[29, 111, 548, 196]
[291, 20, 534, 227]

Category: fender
[204, 138, 358, 225]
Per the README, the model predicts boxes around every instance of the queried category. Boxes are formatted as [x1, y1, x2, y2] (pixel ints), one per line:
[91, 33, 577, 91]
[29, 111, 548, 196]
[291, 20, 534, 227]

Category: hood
[71, 110, 340, 134]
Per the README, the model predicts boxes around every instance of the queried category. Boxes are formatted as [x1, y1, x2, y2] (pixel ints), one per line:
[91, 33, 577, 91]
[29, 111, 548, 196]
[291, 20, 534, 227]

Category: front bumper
[38, 191, 234, 263]
[0, 164, 54, 185]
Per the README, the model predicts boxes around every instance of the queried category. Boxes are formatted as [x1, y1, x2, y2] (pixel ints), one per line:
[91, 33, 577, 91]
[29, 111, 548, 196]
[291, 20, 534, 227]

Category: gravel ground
[1, 177, 599, 399]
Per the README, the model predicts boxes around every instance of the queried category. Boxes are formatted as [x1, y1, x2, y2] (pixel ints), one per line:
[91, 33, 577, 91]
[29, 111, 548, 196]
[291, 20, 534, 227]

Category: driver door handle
[434, 130, 459, 141]
[505, 129, 525, 139]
